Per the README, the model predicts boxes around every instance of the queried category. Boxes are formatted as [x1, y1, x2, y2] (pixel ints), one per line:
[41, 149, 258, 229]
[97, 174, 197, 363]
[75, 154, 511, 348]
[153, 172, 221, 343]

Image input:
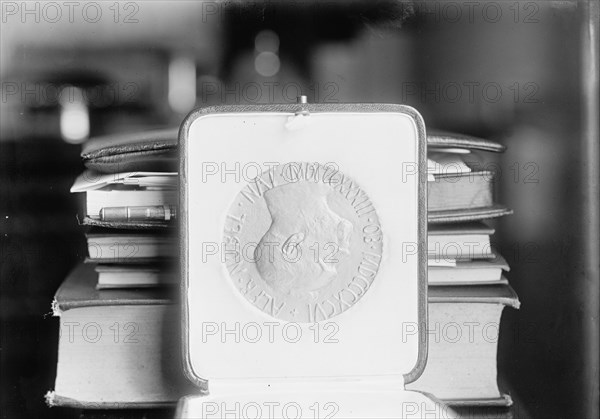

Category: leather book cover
[81, 127, 505, 173]
[427, 130, 506, 153]
[82, 128, 178, 173]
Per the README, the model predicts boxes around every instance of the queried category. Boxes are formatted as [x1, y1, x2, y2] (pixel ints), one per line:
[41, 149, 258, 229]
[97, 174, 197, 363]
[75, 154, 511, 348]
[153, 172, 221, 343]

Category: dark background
[1, 1, 598, 418]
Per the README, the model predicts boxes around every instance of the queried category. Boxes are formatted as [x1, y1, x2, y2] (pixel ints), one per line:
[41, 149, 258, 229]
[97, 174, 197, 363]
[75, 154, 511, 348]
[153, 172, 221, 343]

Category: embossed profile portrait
[223, 163, 383, 322]
[254, 181, 353, 296]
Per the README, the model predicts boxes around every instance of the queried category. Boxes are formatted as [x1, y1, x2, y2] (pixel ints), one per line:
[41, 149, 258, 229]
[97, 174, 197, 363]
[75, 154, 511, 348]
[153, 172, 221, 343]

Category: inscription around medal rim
[223, 162, 383, 322]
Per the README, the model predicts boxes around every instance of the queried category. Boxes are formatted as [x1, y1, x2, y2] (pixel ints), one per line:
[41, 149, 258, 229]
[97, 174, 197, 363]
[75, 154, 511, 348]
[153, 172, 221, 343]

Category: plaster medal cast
[223, 162, 384, 322]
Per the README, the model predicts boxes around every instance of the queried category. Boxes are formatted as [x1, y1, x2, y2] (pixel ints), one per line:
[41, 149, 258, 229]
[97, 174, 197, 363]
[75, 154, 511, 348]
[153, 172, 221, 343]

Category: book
[47, 263, 192, 408]
[81, 128, 179, 174]
[427, 130, 506, 153]
[428, 256, 510, 285]
[406, 284, 520, 403]
[84, 190, 177, 221]
[86, 229, 177, 262]
[426, 144, 513, 223]
[76, 129, 512, 225]
[95, 264, 177, 289]
[428, 170, 494, 212]
[80, 129, 507, 174]
[70, 169, 510, 228]
[70, 171, 177, 229]
[428, 222, 494, 261]
[48, 266, 518, 408]
[428, 204, 513, 224]
[450, 402, 515, 419]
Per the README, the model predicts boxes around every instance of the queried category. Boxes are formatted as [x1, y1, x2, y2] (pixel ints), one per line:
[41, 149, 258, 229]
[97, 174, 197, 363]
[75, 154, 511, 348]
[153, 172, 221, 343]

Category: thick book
[47, 263, 192, 408]
[427, 146, 513, 223]
[49, 266, 518, 407]
[406, 284, 520, 403]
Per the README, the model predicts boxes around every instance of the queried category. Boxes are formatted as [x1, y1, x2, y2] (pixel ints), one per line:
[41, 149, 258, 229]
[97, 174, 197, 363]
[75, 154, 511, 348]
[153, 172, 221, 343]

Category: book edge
[445, 393, 513, 407]
[45, 390, 176, 408]
[428, 284, 521, 309]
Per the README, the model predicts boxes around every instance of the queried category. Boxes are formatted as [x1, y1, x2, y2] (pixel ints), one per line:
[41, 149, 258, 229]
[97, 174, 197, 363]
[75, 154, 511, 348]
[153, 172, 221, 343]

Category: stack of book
[48, 129, 518, 415]
[47, 130, 189, 408]
[70, 171, 178, 288]
[406, 132, 519, 414]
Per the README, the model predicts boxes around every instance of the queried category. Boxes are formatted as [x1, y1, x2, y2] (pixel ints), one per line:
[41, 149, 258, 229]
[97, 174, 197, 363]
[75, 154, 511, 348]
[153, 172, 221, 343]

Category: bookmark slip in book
[71, 171, 177, 193]
[427, 152, 472, 181]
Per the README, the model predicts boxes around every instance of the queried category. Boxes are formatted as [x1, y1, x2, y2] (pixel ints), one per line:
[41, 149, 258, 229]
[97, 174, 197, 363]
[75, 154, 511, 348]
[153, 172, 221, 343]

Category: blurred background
[1, 1, 597, 418]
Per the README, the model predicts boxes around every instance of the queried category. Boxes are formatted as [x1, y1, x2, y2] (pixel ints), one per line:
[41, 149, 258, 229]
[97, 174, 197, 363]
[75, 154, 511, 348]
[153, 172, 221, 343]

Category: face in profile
[254, 181, 353, 296]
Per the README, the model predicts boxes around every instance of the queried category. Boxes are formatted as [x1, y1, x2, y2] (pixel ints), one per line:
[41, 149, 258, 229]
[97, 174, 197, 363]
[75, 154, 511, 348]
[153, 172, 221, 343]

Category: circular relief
[222, 162, 383, 322]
